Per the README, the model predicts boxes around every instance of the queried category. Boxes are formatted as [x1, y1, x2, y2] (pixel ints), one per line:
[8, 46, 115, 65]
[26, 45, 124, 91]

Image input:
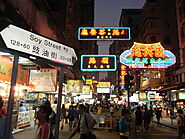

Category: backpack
[119, 118, 130, 132]
[67, 109, 75, 121]
[49, 111, 56, 126]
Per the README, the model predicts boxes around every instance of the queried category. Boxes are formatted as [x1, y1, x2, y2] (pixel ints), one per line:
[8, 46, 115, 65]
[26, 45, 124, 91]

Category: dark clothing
[155, 110, 162, 126]
[67, 109, 77, 121]
[143, 111, 150, 132]
[135, 110, 143, 126]
[178, 126, 185, 139]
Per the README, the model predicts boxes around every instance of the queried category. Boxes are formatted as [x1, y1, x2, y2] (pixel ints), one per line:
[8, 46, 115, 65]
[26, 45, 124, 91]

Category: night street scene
[0, 0, 185, 139]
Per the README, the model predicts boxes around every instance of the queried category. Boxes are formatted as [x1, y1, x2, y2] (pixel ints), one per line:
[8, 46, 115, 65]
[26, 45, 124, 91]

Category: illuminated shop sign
[78, 27, 130, 40]
[120, 65, 127, 89]
[81, 55, 116, 71]
[97, 82, 111, 88]
[120, 42, 176, 68]
[178, 92, 185, 100]
[85, 79, 92, 85]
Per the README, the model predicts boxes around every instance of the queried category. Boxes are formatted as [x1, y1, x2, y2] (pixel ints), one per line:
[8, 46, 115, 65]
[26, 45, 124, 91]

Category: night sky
[95, 0, 146, 79]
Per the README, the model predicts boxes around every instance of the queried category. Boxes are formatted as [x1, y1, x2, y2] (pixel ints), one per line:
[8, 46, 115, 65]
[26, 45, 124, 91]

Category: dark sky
[95, 0, 146, 79]
[95, 0, 146, 26]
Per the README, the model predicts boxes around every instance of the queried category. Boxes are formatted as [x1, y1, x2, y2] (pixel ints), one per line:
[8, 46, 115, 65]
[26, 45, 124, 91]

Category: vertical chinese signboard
[81, 55, 117, 71]
[120, 65, 127, 89]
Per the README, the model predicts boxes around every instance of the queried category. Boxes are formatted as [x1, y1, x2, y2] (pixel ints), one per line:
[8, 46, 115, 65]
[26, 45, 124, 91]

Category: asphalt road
[135, 125, 181, 139]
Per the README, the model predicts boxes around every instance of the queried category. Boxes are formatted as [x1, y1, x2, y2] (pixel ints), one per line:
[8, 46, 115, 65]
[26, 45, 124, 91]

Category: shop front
[0, 24, 77, 138]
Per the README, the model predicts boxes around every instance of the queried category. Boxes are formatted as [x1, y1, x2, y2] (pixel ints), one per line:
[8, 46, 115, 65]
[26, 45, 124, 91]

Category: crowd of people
[0, 94, 185, 139]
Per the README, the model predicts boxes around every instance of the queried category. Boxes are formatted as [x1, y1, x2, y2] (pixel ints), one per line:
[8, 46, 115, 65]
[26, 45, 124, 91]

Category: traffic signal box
[124, 74, 134, 90]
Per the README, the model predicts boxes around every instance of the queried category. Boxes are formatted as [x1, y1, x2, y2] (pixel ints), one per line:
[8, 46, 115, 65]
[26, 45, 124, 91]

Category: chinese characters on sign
[120, 42, 176, 69]
[81, 55, 116, 71]
[120, 65, 127, 87]
[78, 27, 130, 40]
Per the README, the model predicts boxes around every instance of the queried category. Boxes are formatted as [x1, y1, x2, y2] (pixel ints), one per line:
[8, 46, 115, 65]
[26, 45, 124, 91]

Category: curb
[153, 121, 177, 130]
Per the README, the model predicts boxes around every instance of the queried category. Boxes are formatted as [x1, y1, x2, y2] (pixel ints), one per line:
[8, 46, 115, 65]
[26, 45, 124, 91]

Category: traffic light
[124, 74, 134, 90]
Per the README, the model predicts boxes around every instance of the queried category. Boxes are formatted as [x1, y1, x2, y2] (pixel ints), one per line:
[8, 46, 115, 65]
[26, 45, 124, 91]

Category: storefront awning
[157, 84, 179, 93]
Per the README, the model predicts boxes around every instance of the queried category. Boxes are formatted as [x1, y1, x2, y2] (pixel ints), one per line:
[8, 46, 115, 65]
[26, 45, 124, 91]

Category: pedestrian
[51, 100, 57, 114]
[67, 105, 77, 131]
[176, 109, 185, 139]
[0, 95, 7, 117]
[73, 105, 79, 128]
[155, 108, 162, 127]
[0, 95, 14, 139]
[69, 104, 96, 139]
[36, 104, 53, 139]
[135, 106, 143, 132]
[19, 103, 27, 112]
[60, 104, 66, 130]
[143, 107, 150, 132]
[170, 108, 175, 125]
[110, 105, 114, 117]
[148, 106, 154, 127]
[97, 105, 102, 116]
[119, 109, 131, 139]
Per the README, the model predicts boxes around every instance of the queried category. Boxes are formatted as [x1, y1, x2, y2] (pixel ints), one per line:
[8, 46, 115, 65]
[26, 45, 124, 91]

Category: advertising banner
[97, 88, 110, 93]
[66, 80, 83, 93]
[77, 85, 91, 95]
[29, 68, 57, 92]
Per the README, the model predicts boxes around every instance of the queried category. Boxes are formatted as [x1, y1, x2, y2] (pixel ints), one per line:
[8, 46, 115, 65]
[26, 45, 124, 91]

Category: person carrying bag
[69, 104, 97, 139]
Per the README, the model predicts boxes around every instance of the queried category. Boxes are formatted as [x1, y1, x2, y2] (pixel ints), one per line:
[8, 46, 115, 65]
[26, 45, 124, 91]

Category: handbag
[84, 114, 97, 139]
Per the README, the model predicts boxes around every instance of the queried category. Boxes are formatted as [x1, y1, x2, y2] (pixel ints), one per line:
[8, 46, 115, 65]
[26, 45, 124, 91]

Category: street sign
[78, 27, 130, 40]
[0, 24, 77, 66]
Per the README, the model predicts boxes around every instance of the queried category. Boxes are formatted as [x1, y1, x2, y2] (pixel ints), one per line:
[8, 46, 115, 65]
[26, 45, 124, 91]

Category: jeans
[69, 120, 73, 129]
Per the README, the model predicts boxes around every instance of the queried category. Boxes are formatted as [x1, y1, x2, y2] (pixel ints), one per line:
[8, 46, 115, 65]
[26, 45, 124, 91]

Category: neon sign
[81, 55, 116, 71]
[120, 42, 176, 68]
[120, 65, 127, 89]
[78, 27, 130, 40]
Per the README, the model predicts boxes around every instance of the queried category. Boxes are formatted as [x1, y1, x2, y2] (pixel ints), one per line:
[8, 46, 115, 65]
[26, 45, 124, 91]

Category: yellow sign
[86, 79, 92, 85]
[97, 82, 110, 88]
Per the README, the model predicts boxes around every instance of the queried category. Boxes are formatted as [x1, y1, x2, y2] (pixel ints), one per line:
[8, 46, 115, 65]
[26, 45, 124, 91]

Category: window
[163, 36, 171, 44]
[151, 36, 156, 42]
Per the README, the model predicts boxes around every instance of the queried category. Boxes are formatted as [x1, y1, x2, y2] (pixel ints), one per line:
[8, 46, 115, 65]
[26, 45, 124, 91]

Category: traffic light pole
[127, 88, 130, 108]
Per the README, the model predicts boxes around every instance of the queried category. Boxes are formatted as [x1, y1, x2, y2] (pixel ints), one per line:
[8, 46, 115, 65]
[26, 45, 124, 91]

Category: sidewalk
[153, 116, 177, 129]
[13, 123, 121, 139]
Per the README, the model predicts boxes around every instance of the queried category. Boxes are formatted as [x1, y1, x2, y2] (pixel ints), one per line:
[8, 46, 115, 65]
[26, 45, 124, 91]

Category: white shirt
[51, 104, 57, 113]
[110, 107, 114, 113]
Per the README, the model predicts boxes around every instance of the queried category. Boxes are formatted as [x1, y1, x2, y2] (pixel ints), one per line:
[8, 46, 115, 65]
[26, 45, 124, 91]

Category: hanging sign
[0, 24, 77, 66]
[81, 55, 116, 71]
[120, 42, 176, 68]
[78, 27, 130, 40]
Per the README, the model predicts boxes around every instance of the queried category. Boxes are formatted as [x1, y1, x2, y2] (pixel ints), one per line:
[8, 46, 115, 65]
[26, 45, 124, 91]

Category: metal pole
[127, 89, 130, 108]
[54, 66, 64, 139]
[3, 54, 19, 139]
